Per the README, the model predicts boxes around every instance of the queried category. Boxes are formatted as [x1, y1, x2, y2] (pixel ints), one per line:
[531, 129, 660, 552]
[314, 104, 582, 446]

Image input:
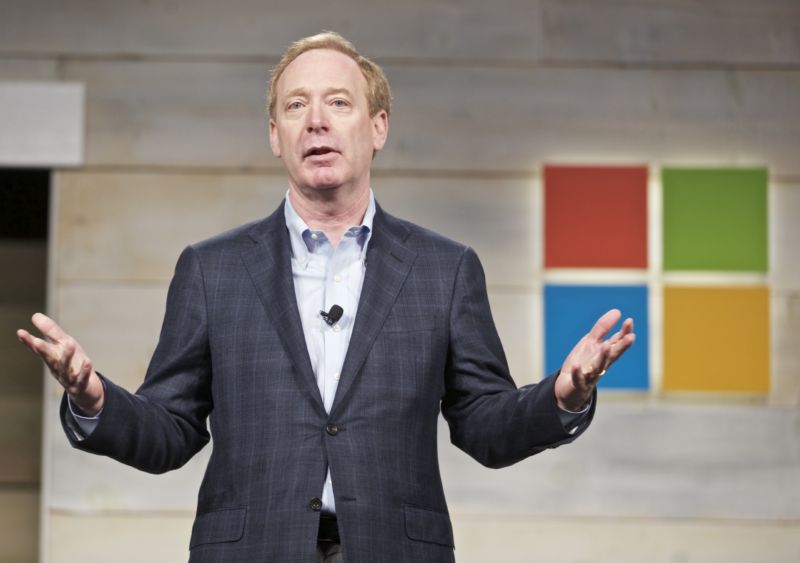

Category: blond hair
[268, 31, 391, 119]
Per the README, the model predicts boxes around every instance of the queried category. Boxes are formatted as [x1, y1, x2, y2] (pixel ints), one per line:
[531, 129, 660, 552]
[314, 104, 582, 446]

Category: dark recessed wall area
[0, 167, 49, 563]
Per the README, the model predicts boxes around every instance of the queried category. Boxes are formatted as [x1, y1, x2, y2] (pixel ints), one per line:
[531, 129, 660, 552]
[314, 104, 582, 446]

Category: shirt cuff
[64, 396, 103, 441]
[557, 398, 592, 435]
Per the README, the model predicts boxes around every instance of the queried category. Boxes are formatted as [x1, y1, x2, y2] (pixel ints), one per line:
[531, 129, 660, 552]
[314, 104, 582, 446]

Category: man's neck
[288, 186, 370, 247]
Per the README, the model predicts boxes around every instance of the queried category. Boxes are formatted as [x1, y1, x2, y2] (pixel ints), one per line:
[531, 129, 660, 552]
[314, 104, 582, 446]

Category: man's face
[269, 49, 388, 197]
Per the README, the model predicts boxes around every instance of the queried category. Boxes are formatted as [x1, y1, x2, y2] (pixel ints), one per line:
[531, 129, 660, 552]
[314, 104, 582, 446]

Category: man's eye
[331, 99, 349, 108]
[287, 101, 303, 110]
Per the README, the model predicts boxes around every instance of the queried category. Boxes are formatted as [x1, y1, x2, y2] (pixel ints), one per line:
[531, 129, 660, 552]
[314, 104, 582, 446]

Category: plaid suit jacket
[62, 201, 593, 562]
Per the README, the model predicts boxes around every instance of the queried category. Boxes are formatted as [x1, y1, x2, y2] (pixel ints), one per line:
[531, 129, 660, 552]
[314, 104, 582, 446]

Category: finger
[17, 328, 41, 355]
[599, 341, 612, 374]
[588, 309, 622, 341]
[31, 313, 69, 344]
[570, 362, 585, 391]
[607, 332, 637, 368]
[622, 317, 634, 334]
[17, 329, 60, 364]
[585, 342, 611, 381]
[70, 356, 93, 394]
[605, 318, 635, 357]
[55, 339, 78, 383]
[607, 318, 632, 344]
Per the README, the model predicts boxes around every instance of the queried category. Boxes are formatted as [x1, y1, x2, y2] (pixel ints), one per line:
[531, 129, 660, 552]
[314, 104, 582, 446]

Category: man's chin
[307, 170, 345, 190]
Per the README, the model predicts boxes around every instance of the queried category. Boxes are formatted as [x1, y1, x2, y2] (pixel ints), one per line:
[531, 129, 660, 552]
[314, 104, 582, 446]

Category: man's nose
[306, 103, 329, 132]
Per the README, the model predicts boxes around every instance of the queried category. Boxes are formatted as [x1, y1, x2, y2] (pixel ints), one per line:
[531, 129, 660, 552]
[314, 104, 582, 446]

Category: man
[18, 32, 635, 562]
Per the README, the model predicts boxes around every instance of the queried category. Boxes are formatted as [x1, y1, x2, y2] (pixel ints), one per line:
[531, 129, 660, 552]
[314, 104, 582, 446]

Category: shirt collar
[283, 189, 375, 262]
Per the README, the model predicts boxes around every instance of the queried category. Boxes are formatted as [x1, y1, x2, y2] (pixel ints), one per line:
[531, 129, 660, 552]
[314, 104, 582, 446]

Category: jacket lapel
[330, 205, 417, 417]
[240, 202, 326, 415]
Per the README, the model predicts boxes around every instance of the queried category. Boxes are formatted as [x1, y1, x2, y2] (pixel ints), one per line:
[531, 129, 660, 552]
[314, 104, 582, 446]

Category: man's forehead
[277, 49, 366, 95]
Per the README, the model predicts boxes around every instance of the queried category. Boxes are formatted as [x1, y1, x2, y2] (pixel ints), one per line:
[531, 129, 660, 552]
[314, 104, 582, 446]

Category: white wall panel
[0, 83, 84, 167]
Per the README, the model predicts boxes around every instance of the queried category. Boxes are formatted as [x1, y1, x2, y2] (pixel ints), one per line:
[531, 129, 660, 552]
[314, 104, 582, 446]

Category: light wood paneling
[439, 402, 800, 520]
[47, 396, 800, 519]
[452, 513, 800, 563]
[46, 389, 209, 511]
[58, 60, 800, 175]
[375, 177, 538, 287]
[0, 0, 542, 61]
[53, 285, 168, 394]
[539, 0, 800, 66]
[2, 0, 798, 66]
[42, 506, 800, 563]
[55, 172, 537, 287]
[48, 511, 193, 563]
[56, 171, 287, 282]
[60, 60, 272, 168]
[772, 184, 800, 291]
[772, 290, 800, 406]
[487, 290, 538, 387]
[0, 58, 60, 81]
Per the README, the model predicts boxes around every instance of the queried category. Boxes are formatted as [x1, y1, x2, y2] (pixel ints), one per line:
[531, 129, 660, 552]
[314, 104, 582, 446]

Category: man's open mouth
[304, 146, 338, 158]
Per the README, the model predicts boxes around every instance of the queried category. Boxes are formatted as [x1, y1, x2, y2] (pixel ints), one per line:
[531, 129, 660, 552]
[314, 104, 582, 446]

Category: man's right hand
[17, 313, 105, 416]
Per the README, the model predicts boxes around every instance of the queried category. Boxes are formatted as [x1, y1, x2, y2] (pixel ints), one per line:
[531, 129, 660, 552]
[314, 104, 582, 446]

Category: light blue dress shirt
[283, 191, 375, 513]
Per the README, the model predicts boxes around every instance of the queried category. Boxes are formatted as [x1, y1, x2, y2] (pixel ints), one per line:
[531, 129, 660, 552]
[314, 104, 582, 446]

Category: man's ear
[371, 110, 389, 152]
[269, 118, 282, 158]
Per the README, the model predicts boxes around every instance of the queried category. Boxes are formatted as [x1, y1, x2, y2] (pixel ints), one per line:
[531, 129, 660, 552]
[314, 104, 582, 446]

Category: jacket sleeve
[440, 247, 595, 469]
[60, 245, 213, 474]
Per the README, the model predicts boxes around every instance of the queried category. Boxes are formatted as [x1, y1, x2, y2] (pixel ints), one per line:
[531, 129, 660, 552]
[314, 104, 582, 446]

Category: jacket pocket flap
[404, 504, 454, 547]
[189, 507, 247, 548]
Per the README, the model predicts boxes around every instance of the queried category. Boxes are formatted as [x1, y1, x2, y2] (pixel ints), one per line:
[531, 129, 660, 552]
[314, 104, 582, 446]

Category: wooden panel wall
[1, 1, 798, 562]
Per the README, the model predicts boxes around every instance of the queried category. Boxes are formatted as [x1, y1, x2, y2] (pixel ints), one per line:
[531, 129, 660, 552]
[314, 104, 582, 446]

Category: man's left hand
[554, 309, 635, 412]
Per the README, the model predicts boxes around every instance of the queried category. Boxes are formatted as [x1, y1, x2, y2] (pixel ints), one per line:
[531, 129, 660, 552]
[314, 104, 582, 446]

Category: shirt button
[311, 233, 318, 240]
[326, 423, 339, 436]
[333, 372, 340, 381]
[333, 325, 341, 333]
[309, 497, 323, 511]
[333, 274, 342, 283]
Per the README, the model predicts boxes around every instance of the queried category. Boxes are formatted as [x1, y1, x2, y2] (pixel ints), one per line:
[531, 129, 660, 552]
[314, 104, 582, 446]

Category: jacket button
[309, 497, 322, 511]
[326, 423, 339, 436]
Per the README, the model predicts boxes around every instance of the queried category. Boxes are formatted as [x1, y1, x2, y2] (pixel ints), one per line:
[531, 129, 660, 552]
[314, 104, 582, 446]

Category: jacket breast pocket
[404, 504, 454, 548]
[189, 507, 247, 549]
